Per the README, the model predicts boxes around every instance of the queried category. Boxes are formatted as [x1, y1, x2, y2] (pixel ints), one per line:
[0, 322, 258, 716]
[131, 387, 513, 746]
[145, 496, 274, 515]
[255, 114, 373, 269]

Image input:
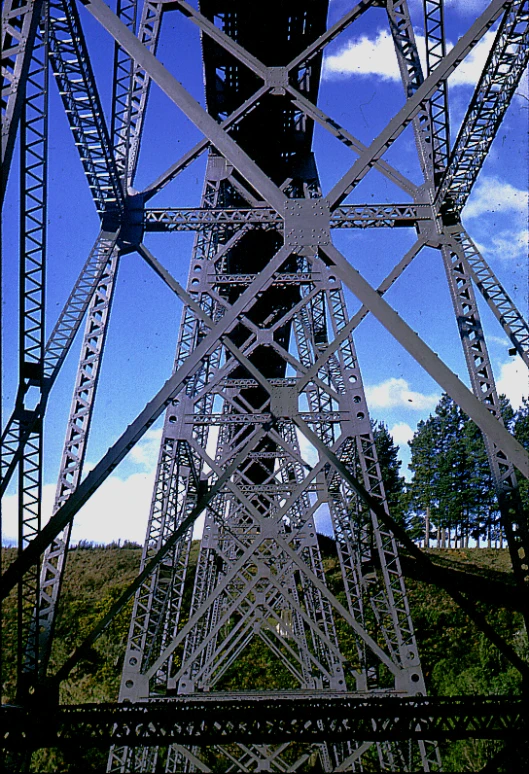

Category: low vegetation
[1, 542, 524, 772]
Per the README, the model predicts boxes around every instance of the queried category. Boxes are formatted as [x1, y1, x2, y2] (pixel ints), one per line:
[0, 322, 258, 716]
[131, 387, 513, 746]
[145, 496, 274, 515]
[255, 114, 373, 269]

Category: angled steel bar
[47, 0, 123, 213]
[440, 238, 529, 605]
[293, 416, 529, 679]
[386, 0, 434, 183]
[423, 0, 451, 183]
[141, 84, 270, 201]
[1, 230, 120, 497]
[447, 226, 529, 366]
[325, 0, 511, 209]
[286, 85, 419, 198]
[114, 1, 165, 188]
[29, 250, 121, 681]
[437, 0, 529, 216]
[1, 0, 44, 201]
[50, 430, 264, 689]
[319, 241, 529, 479]
[111, 0, 139, 179]
[170, 0, 422, 201]
[80, 0, 287, 213]
[286, 0, 375, 72]
[0, 245, 294, 598]
[174, 1, 267, 80]
[389, 0, 529, 609]
[16, 1, 48, 697]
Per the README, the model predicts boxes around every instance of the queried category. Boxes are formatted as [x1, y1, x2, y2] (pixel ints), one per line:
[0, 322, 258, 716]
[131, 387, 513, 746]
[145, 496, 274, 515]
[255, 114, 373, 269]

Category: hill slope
[1, 542, 525, 771]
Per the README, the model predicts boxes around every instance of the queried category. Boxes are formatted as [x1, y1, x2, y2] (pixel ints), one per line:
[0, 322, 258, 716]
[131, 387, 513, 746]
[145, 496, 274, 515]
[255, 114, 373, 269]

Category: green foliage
[2, 544, 524, 772]
[406, 393, 520, 545]
[372, 420, 407, 526]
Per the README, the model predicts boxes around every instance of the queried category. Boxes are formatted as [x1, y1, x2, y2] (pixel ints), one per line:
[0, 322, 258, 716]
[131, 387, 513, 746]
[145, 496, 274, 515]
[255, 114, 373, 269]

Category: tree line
[373, 394, 529, 549]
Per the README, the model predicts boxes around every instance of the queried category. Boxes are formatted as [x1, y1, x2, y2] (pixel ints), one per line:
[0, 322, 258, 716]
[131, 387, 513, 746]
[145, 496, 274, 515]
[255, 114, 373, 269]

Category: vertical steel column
[16, 0, 48, 699]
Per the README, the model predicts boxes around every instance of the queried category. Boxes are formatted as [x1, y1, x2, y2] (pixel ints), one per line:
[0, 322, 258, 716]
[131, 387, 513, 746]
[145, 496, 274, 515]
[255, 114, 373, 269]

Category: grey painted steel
[437, 0, 529, 214]
[30, 250, 120, 680]
[390, 0, 529, 617]
[423, 1, 451, 182]
[16, 2, 48, 695]
[1, 0, 528, 768]
[320, 241, 529, 479]
[1, 246, 295, 598]
[48, 0, 123, 213]
[447, 227, 529, 367]
[144, 203, 431, 231]
[440, 238, 529, 599]
[325, 0, 511, 209]
[80, 0, 288, 214]
[112, 1, 164, 188]
[1, 0, 44, 200]
[1, 230, 120, 497]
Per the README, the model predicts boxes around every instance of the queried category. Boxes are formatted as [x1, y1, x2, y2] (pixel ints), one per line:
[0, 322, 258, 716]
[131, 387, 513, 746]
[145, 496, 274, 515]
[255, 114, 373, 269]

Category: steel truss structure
[1, 0, 528, 772]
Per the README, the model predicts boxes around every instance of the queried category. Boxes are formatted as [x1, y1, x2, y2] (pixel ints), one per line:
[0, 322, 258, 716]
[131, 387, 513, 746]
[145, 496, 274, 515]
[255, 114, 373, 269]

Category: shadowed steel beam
[79, 0, 287, 213]
[293, 416, 529, 679]
[1, 696, 525, 750]
[141, 84, 270, 201]
[48, 0, 123, 213]
[447, 227, 529, 367]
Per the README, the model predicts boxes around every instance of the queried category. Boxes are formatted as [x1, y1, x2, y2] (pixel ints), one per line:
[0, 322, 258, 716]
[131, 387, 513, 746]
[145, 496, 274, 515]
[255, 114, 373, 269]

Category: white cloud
[1, 427, 208, 547]
[389, 421, 415, 446]
[496, 359, 529, 410]
[464, 176, 528, 220]
[482, 230, 529, 262]
[2, 469, 156, 546]
[365, 377, 440, 411]
[129, 427, 163, 469]
[324, 29, 403, 82]
[465, 176, 528, 261]
[323, 27, 495, 88]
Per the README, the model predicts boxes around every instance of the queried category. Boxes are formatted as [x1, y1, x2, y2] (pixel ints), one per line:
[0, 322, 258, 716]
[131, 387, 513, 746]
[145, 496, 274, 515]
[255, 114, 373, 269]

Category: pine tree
[514, 397, 529, 513]
[372, 421, 407, 526]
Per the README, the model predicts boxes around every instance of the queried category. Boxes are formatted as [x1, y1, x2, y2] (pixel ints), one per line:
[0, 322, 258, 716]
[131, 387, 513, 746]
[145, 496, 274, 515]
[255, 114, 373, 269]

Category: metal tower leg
[28, 248, 120, 682]
[16, 0, 48, 700]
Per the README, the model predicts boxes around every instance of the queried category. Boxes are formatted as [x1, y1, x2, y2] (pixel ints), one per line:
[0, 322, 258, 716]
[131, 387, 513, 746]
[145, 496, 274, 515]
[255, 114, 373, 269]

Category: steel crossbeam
[144, 203, 431, 231]
[29, 250, 121, 680]
[1, 696, 526, 751]
[423, 1, 451, 182]
[2, 0, 529, 770]
[1, 230, 120, 497]
[15, 0, 49, 697]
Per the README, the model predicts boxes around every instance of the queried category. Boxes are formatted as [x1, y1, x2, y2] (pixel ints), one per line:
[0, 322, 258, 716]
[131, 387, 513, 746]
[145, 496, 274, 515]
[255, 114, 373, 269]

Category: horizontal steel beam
[1, 696, 525, 750]
[144, 204, 431, 231]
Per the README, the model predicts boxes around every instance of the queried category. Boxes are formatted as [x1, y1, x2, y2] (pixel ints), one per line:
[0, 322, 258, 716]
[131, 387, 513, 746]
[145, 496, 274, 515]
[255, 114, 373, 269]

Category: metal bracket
[270, 385, 298, 418]
[266, 66, 288, 95]
[284, 199, 331, 247]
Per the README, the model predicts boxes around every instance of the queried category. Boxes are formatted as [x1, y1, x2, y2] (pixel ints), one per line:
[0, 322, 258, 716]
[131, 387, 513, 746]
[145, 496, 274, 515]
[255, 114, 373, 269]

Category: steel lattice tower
[2, 1, 529, 772]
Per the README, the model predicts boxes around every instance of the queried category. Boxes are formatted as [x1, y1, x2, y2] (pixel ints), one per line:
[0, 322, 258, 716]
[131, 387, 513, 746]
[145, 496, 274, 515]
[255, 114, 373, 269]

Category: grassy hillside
[1, 543, 525, 771]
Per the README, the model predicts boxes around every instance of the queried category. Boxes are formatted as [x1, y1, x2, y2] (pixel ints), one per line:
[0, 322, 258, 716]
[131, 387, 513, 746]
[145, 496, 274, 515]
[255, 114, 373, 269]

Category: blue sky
[2, 0, 528, 544]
